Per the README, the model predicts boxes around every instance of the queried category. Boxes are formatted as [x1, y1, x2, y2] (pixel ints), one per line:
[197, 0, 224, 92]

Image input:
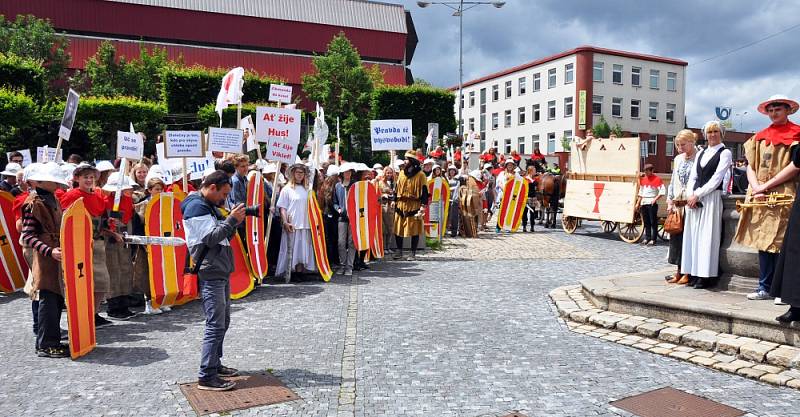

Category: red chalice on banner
[592, 183, 605, 213]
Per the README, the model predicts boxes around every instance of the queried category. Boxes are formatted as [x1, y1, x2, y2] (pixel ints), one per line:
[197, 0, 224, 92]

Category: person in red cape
[58, 163, 113, 327]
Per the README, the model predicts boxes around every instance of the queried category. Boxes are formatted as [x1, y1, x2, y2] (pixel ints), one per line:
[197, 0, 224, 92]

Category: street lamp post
[417, 1, 505, 144]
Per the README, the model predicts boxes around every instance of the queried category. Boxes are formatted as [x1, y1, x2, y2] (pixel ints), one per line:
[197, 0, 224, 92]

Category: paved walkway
[2, 225, 799, 416]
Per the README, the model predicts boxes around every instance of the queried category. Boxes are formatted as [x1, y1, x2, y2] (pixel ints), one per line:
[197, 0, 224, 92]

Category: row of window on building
[488, 133, 677, 158]
[460, 62, 679, 108]
[467, 97, 678, 132]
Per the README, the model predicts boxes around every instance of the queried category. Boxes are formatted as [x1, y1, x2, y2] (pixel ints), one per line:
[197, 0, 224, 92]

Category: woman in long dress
[681, 121, 733, 289]
[276, 163, 317, 281]
[665, 129, 698, 284]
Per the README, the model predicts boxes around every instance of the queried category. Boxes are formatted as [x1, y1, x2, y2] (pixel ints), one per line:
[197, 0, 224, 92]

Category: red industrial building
[1, 0, 416, 109]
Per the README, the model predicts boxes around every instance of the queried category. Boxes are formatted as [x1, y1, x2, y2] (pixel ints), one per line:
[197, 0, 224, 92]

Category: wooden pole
[264, 164, 280, 262]
[182, 157, 188, 192]
[53, 137, 63, 163]
[335, 117, 340, 166]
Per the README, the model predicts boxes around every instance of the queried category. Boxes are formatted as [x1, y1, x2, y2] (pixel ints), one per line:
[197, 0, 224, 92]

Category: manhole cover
[179, 372, 300, 415]
[610, 387, 745, 417]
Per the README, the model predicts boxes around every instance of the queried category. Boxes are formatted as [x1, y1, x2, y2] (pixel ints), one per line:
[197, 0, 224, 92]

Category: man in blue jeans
[182, 170, 246, 391]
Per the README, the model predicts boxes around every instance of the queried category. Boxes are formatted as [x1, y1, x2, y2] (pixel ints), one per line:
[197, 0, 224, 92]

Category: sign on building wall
[578, 90, 587, 129]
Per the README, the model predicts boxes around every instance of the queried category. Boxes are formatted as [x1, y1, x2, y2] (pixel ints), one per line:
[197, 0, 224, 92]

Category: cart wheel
[618, 212, 645, 243]
[562, 216, 578, 234]
[658, 223, 670, 242]
[601, 220, 617, 233]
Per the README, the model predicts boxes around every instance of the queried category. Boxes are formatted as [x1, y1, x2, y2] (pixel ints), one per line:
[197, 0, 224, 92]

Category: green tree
[0, 15, 70, 95]
[593, 115, 611, 138]
[413, 77, 432, 87]
[78, 41, 171, 102]
[302, 33, 375, 161]
[611, 122, 624, 137]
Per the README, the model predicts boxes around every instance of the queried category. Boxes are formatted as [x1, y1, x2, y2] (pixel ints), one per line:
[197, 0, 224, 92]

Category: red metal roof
[3, 0, 408, 63]
[67, 36, 408, 86]
[456, 45, 689, 90]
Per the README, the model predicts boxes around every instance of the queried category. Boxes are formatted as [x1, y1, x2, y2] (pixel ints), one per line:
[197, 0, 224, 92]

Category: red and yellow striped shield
[308, 191, 333, 281]
[497, 177, 529, 232]
[245, 171, 268, 283]
[346, 181, 378, 252]
[0, 190, 27, 293]
[216, 206, 255, 300]
[61, 198, 96, 359]
[370, 182, 384, 259]
[424, 178, 451, 239]
[145, 192, 187, 308]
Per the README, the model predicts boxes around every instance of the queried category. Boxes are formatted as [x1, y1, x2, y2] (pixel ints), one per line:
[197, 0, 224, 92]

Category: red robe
[59, 188, 107, 217]
[756, 121, 800, 146]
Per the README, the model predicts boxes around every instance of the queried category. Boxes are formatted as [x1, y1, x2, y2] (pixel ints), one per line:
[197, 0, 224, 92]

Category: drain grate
[610, 387, 745, 417]
[179, 372, 300, 415]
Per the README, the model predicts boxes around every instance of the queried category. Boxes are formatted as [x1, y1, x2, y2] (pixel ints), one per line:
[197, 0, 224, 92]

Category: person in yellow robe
[393, 150, 429, 261]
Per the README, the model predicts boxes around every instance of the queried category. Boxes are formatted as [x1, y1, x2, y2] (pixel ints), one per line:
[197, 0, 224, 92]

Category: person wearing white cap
[276, 163, 318, 281]
[95, 160, 115, 188]
[0, 162, 23, 196]
[100, 171, 139, 319]
[422, 158, 435, 177]
[21, 162, 69, 357]
[730, 95, 800, 306]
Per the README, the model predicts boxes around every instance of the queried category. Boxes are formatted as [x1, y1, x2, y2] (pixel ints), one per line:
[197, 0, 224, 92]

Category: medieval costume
[459, 170, 484, 238]
[665, 134, 697, 282]
[103, 172, 136, 319]
[276, 164, 317, 281]
[393, 151, 429, 260]
[638, 164, 665, 245]
[737, 96, 800, 299]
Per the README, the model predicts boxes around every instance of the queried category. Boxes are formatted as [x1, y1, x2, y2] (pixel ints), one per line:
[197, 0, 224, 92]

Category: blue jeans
[198, 279, 231, 381]
[758, 251, 778, 293]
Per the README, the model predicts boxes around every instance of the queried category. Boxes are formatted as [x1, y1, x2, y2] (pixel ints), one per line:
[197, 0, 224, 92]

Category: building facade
[455, 46, 688, 172]
[1, 0, 416, 110]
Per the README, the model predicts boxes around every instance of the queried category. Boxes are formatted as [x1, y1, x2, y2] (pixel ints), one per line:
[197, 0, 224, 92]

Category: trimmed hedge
[0, 88, 37, 128]
[162, 66, 284, 114]
[196, 102, 277, 129]
[0, 52, 46, 103]
[369, 85, 456, 150]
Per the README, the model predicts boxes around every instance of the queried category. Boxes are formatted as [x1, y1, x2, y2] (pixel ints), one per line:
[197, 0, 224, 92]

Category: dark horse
[537, 173, 567, 228]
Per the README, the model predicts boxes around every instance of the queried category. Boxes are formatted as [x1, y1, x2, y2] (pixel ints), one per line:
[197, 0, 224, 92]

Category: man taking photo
[181, 170, 246, 391]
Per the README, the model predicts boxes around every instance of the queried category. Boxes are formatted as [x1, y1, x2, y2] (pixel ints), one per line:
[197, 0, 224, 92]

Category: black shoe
[197, 377, 236, 391]
[693, 278, 711, 289]
[776, 309, 800, 323]
[37, 345, 69, 358]
[218, 365, 240, 377]
[107, 309, 136, 320]
[95, 314, 113, 328]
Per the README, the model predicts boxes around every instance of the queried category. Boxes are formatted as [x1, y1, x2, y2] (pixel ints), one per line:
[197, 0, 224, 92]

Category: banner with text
[116, 131, 144, 160]
[156, 143, 215, 183]
[164, 131, 205, 158]
[207, 127, 244, 154]
[370, 119, 413, 151]
[256, 106, 301, 164]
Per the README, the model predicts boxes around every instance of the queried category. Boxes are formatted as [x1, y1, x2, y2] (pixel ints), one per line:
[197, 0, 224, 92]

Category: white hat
[356, 163, 371, 172]
[483, 163, 493, 170]
[469, 170, 482, 181]
[1, 162, 22, 177]
[423, 158, 435, 165]
[339, 162, 356, 172]
[393, 160, 404, 171]
[102, 171, 134, 192]
[262, 163, 278, 175]
[61, 162, 77, 183]
[95, 160, 115, 172]
[372, 163, 383, 170]
[145, 165, 164, 184]
[758, 94, 799, 115]
[326, 165, 340, 177]
[27, 162, 69, 186]
[23, 162, 43, 182]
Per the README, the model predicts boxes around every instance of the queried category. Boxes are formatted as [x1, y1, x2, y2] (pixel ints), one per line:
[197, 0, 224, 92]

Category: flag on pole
[447, 145, 454, 161]
[425, 128, 434, 152]
[215, 67, 245, 126]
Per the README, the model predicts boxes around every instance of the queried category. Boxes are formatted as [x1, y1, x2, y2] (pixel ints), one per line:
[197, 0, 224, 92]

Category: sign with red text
[268, 84, 292, 104]
[256, 106, 301, 164]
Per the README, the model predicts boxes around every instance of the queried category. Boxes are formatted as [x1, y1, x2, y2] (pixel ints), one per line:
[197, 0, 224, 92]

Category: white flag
[425, 128, 433, 152]
[215, 67, 245, 126]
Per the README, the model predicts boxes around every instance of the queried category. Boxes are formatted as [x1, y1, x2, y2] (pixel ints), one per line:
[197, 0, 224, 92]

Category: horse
[537, 173, 567, 228]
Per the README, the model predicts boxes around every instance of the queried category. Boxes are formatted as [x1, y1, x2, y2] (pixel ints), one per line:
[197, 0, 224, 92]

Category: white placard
[207, 127, 244, 154]
[156, 144, 215, 183]
[7, 149, 32, 167]
[164, 131, 204, 158]
[36, 147, 63, 163]
[370, 119, 413, 151]
[58, 89, 80, 141]
[256, 107, 302, 164]
[268, 84, 292, 104]
[241, 116, 258, 152]
[116, 131, 144, 160]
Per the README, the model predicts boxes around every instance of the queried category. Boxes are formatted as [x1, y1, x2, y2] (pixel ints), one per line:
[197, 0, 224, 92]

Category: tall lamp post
[417, 1, 505, 144]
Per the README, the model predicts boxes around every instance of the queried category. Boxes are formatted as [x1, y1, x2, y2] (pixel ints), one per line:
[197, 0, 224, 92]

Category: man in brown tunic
[736, 95, 800, 301]
[393, 150, 429, 260]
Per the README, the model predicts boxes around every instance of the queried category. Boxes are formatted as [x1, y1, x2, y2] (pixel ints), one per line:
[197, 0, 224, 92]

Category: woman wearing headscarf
[393, 150, 429, 260]
[276, 163, 317, 282]
[681, 121, 733, 289]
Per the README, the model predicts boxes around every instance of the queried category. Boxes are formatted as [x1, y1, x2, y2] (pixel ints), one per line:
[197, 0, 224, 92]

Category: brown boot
[676, 275, 689, 285]
[667, 273, 681, 284]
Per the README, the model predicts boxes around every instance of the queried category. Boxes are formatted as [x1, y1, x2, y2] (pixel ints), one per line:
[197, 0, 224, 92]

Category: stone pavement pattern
[0, 225, 799, 416]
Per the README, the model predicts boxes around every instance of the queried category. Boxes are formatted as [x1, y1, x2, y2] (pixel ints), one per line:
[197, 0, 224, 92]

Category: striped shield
[308, 191, 333, 281]
[0, 190, 27, 293]
[60, 198, 96, 359]
[497, 177, 529, 232]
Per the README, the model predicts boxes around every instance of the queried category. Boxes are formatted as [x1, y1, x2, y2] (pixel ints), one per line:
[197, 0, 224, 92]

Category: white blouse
[687, 143, 733, 199]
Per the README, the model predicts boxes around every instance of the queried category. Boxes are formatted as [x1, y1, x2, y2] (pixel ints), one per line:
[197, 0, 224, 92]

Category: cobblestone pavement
[1, 223, 799, 416]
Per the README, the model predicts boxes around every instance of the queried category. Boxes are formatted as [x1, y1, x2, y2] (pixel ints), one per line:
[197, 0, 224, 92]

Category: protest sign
[116, 131, 144, 160]
[256, 107, 301, 164]
[36, 147, 62, 163]
[156, 144, 214, 183]
[58, 89, 80, 141]
[6, 149, 32, 167]
[268, 84, 292, 104]
[241, 116, 258, 152]
[370, 119, 413, 151]
[207, 127, 244, 154]
[164, 131, 204, 158]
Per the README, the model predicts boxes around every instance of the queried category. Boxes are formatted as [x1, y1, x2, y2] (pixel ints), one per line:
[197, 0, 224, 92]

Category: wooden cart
[560, 137, 646, 243]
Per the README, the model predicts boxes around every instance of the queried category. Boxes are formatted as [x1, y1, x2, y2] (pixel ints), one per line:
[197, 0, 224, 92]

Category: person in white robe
[276, 163, 317, 281]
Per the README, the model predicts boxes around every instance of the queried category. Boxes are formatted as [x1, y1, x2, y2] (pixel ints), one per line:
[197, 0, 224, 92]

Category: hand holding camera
[230, 204, 246, 223]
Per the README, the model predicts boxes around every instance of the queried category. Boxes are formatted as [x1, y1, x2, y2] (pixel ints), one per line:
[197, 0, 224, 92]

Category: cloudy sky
[397, 0, 800, 132]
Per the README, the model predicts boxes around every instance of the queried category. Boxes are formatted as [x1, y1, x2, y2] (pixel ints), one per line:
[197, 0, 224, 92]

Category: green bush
[0, 52, 46, 103]
[162, 66, 284, 114]
[370, 85, 456, 151]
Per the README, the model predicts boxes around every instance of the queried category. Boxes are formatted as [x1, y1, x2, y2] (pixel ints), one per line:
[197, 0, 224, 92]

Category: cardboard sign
[36, 147, 63, 163]
[164, 131, 205, 158]
[58, 89, 80, 141]
[268, 84, 292, 104]
[6, 149, 32, 167]
[256, 107, 301, 164]
[241, 116, 258, 152]
[370, 119, 413, 151]
[207, 127, 244, 154]
[116, 131, 144, 160]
